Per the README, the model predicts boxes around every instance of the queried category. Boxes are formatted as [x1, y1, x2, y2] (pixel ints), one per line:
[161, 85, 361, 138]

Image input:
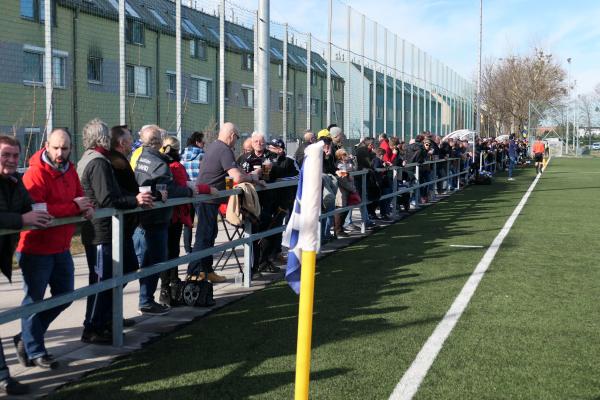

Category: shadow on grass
[49, 169, 533, 400]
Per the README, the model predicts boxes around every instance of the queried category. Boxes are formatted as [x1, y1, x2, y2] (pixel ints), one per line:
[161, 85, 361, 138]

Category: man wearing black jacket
[77, 120, 154, 343]
[257, 138, 299, 271]
[0, 136, 50, 395]
[133, 125, 193, 315]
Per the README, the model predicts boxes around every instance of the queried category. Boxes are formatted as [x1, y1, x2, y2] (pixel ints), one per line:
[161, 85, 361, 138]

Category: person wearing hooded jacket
[256, 138, 299, 272]
[77, 119, 154, 345]
[15, 128, 94, 371]
[133, 125, 194, 316]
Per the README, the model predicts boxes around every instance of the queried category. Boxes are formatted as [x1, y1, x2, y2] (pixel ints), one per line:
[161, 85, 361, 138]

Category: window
[21, 0, 53, 24]
[224, 80, 231, 102]
[311, 73, 318, 87]
[23, 127, 41, 164]
[335, 102, 344, 123]
[241, 87, 253, 108]
[23, 49, 66, 88]
[23, 51, 43, 84]
[20, 0, 35, 19]
[278, 93, 292, 112]
[126, 65, 150, 96]
[107, 0, 141, 18]
[277, 64, 289, 80]
[333, 79, 342, 92]
[189, 39, 207, 60]
[191, 77, 210, 104]
[87, 57, 102, 83]
[242, 53, 253, 71]
[297, 94, 304, 110]
[126, 20, 144, 45]
[166, 72, 175, 93]
[52, 56, 65, 88]
[310, 98, 320, 116]
[376, 105, 383, 119]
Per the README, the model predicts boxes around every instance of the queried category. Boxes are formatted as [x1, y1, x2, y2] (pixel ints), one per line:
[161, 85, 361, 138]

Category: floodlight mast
[474, 0, 482, 164]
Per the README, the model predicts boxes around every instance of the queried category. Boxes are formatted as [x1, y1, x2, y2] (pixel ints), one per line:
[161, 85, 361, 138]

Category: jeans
[134, 226, 168, 308]
[18, 251, 74, 360]
[508, 156, 516, 178]
[380, 186, 392, 216]
[0, 340, 8, 380]
[187, 202, 219, 276]
[84, 239, 138, 331]
[183, 206, 195, 254]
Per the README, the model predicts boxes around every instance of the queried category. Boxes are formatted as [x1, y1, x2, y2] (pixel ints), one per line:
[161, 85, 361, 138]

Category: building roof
[58, 0, 341, 78]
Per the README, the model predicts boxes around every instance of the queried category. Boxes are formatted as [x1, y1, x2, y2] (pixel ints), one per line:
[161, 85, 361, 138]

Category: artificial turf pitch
[52, 158, 600, 400]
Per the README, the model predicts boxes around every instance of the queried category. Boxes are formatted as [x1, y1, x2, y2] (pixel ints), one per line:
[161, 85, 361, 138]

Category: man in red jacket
[14, 128, 94, 370]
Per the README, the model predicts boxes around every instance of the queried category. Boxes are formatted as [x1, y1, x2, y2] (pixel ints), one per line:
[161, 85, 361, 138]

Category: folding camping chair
[214, 203, 244, 274]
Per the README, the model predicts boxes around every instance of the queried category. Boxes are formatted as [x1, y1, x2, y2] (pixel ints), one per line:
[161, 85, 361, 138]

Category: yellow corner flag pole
[294, 250, 317, 399]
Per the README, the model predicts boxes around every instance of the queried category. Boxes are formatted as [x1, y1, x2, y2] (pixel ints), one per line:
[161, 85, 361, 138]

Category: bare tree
[480, 48, 567, 135]
[577, 92, 600, 146]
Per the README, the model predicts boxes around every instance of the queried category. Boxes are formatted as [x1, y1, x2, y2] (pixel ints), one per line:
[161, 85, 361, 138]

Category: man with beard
[15, 128, 94, 370]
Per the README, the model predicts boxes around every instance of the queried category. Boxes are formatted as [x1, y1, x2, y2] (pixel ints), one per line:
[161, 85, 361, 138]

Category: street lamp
[592, 106, 600, 148]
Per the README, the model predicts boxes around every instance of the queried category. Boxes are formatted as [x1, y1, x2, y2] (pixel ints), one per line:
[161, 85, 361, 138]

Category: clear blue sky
[234, 0, 600, 95]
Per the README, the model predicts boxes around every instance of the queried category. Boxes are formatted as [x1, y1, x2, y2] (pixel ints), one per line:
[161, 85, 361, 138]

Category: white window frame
[22, 45, 68, 88]
[190, 75, 211, 104]
[278, 91, 293, 113]
[166, 70, 175, 94]
[126, 64, 151, 97]
[87, 56, 103, 84]
[241, 84, 254, 109]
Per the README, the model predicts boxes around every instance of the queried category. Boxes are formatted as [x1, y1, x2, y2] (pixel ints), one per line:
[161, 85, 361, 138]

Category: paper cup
[32, 203, 47, 212]
[139, 186, 151, 193]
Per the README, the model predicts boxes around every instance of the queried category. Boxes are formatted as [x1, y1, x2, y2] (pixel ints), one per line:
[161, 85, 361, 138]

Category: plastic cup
[32, 203, 47, 212]
[139, 186, 151, 194]
[225, 176, 234, 190]
[235, 273, 243, 286]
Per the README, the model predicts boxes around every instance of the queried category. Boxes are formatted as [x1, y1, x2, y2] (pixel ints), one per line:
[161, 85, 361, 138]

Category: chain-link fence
[0, 0, 475, 166]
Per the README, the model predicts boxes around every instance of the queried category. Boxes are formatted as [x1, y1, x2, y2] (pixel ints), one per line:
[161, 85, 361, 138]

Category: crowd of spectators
[0, 118, 529, 394]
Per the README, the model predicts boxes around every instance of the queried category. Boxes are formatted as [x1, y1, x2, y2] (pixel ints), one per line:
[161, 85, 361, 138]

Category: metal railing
[0, 157, 470, 346]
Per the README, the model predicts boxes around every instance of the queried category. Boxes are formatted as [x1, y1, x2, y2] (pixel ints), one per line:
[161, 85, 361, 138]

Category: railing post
[391, 167, 397, 215]
[446, 158, 450, 191]
[432, 160, 438, 196]
[415, 165, 421, 207]
[456, 160, 461, 190]
[111, 213, 124, 347]
[360, 172, 367, 234]
[243, 219, 253, 288]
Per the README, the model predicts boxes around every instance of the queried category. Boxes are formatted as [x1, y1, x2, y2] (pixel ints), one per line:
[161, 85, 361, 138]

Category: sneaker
[258, 261, 281, 273]
[251, 270, 262, 280]
[0, 377, 29, 395]
[12, 334, 32, 367]
[335, 231, 350, 238]
[507, 177, 515, 181]
[81, 329, 112, 345]
[138, 302, 170, 316]
[31, 355, 59, 370]
[207, 272, 227, 283]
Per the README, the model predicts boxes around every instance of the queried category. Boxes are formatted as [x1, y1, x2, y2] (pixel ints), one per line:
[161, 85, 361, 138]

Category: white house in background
[577, 127, 600, 137]
[331, 59, 371, 140]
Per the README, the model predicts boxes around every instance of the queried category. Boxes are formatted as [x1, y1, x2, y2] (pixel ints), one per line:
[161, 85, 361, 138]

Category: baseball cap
[317, 129, 331, 139]
[268, 138, 285, 149]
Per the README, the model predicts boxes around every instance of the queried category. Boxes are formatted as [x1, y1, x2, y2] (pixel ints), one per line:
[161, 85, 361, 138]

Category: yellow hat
[317, 129, 330, 139]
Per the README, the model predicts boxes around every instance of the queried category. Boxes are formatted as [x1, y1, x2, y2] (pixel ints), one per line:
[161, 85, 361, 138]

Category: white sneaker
[507, 177, 515, 181]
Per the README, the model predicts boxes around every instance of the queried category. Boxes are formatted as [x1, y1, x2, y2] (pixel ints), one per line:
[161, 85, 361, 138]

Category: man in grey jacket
[134, 125, 193, 315]
[77, 119, 154, 344]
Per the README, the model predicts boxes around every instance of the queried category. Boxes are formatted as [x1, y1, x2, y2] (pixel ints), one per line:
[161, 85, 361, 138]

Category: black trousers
[160, 222, 183, 287]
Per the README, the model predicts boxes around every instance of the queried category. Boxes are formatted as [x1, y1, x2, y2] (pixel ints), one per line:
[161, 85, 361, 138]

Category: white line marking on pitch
[449, 245, 484, 248]
[389, 166, 546, 400]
